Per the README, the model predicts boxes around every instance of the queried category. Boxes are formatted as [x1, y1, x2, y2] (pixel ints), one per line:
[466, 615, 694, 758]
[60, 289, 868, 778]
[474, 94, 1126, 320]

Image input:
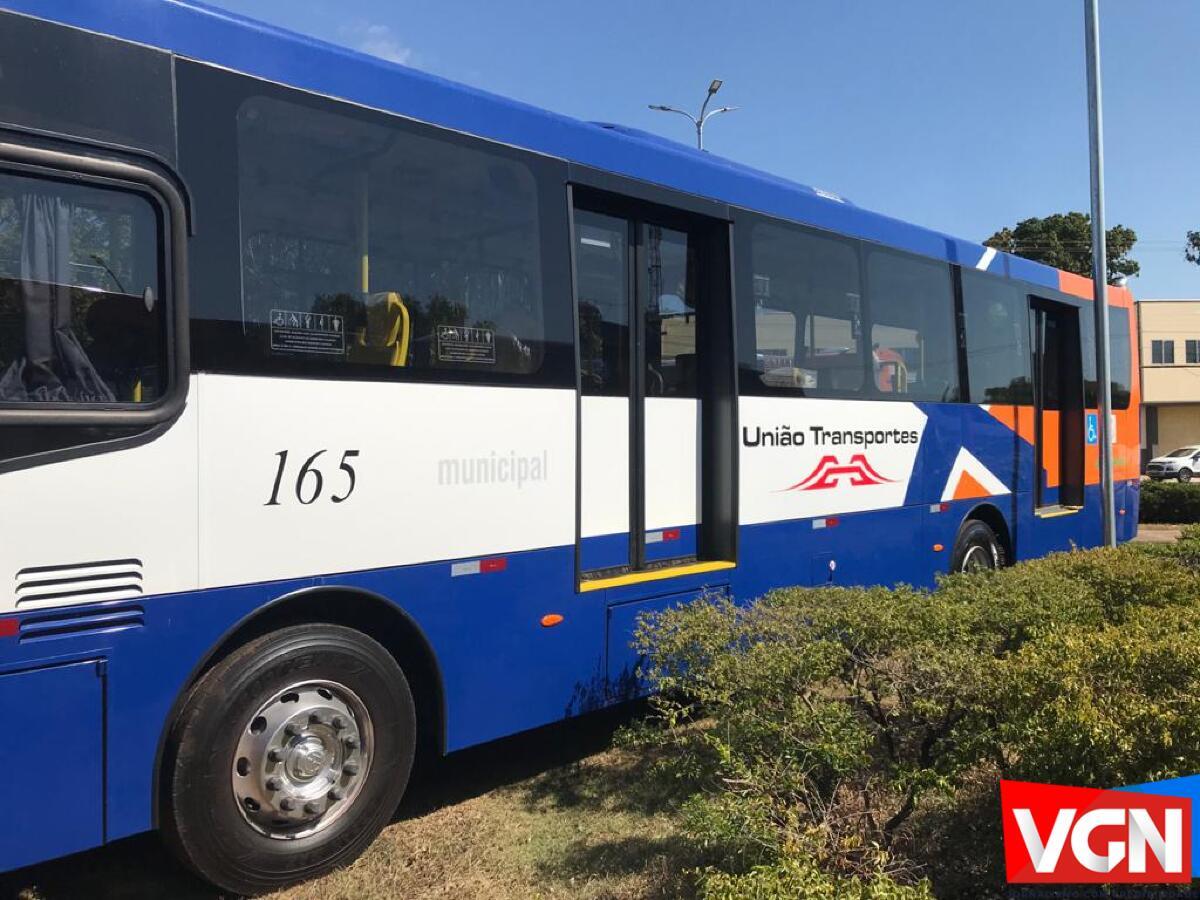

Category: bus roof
[5, 0, 1066, 291]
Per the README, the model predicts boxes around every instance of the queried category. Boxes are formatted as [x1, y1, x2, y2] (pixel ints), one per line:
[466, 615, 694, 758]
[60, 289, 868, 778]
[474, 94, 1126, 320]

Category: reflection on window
[1083, 306, 1132, 410]
[740, 220, 863, 394]
[961, 270, 1032, 404]
[0, 172, 163, 404]
[237, 96, 548, 376]
[867, 250, 958, 402]
[644, 225, 695, 397]
[575, 211, 629, 396]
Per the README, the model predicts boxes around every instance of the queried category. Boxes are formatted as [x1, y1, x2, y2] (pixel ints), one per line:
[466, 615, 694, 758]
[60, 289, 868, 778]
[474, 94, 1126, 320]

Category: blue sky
[208, 0, 1200, 299]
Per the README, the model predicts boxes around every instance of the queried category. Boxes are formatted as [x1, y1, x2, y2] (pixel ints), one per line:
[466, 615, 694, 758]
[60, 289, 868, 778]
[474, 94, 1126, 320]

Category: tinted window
[1188, 339, 1200, 365]
[0, 171, 164, 404]
[1082, 304, 1132, 411]
[1151, 339, 1174, 365]
[237, 95, 558, 378]
[961, 270, 1032, 404]
[576, 210, 629, 396]
[867, 250, 959, 402]
[738, 219, 864, 395]
[1108, 307, 1132, 410]
[643, 225, 697, 397]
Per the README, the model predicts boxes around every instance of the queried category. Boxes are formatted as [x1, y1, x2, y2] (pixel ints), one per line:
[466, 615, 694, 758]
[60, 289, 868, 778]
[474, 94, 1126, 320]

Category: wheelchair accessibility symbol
[1085, 413, 1099, 445]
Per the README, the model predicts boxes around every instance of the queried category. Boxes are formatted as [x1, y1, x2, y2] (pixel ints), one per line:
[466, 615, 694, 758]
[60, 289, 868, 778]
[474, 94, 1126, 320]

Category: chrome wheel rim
[232, 680, 373, 839]
[960, 544, 993, 573]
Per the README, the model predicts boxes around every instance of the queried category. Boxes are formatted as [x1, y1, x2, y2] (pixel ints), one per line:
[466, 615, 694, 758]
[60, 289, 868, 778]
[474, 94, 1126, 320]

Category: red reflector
[480, 557, 508, 573]
[0, 618, 17, 638]
[662, 528, 681, 541]
[940, 503, 949, 513]
[826, 517, 840, 528]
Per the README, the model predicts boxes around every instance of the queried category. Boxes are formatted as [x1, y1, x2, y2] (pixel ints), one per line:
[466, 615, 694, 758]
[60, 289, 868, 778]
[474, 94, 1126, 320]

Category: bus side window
[866, 249, 959, 403]
[0, 171, 164, 405]
[961, 270, 1032, 405]
[235, 94, 561, 380]
[739, 218, 864, 396]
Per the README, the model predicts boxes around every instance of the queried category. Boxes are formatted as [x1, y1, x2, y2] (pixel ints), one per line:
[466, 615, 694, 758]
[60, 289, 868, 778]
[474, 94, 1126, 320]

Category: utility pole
[1085, 0, 1117, 547]
[649, 79, 738, 150]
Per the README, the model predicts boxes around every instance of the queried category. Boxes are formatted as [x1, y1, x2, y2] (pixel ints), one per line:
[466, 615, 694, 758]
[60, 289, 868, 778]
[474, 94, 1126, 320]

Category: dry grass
[2, 706, 698, 900]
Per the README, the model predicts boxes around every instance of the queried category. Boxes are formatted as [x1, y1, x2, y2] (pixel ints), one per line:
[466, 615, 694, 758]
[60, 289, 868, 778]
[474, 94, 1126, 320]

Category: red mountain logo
[782, 454, 895, 491]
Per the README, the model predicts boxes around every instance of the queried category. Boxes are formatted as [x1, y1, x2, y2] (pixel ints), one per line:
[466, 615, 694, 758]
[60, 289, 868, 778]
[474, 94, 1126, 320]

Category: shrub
[631, 545, 1200, 898]
[1139, 478, 1200, 523]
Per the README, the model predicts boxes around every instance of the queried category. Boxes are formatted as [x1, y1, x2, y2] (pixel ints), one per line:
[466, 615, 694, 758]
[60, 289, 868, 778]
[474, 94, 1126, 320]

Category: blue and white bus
[0, 0, 1140, 892]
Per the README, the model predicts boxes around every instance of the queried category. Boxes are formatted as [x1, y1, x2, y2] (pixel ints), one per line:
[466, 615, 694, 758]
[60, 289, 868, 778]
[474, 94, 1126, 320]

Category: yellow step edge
[1035, 505, 1083, 519]
[579, 560, 737, 593]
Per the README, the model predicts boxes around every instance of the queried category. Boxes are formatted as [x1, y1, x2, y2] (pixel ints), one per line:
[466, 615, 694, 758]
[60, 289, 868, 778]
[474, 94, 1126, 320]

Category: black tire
[1179, 469, 1193, 484]
[163, 624, 416, 896]
[951, 519, 1005, 574]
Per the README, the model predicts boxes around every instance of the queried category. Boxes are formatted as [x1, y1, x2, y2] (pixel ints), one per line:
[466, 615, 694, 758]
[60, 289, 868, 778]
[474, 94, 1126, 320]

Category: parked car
[1146, 446, 1200, 482]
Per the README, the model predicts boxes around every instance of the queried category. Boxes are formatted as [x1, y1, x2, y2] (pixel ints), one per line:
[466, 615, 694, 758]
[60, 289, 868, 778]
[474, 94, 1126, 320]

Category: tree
[984, 212, 1139, 284]
[1186, 230, 1200, 265]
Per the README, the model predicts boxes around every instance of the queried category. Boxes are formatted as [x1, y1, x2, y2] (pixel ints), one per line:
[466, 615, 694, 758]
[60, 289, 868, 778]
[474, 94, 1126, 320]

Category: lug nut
[344, 735, 358, 749]
[343, 762, 359, 776]
[328, 787, 344, 801]
[266, 777, 281, 791]
[284, 723, 300, 737]
[304, 800, 322, 814]
[279, 798, 294, 811]
[332, 716, 346, 731]
[309, 713, 325, 726]
[267, 748, 282, 763]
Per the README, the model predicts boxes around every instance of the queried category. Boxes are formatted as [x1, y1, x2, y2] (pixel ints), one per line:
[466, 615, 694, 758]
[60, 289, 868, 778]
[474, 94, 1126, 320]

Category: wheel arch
[958, 502, 1013, 565]
[152, 585, 445, 827]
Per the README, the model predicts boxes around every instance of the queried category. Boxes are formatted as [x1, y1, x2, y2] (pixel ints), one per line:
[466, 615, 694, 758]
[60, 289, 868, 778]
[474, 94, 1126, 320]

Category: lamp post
[649, 79, 738, 150]
[1085, 0, 1116, 547]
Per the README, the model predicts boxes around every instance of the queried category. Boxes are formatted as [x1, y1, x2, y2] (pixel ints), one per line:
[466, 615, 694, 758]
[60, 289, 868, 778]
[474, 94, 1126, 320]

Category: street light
[648, 79, 738, 150]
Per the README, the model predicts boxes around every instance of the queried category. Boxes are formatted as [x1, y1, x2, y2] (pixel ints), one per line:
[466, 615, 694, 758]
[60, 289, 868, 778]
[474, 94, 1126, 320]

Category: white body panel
[197, 375, 575, 588]
[644, 397, 700, 530]
[579, 395, 629, 540]
[738, 396, 928, 525]
[0, 382, 201, 614]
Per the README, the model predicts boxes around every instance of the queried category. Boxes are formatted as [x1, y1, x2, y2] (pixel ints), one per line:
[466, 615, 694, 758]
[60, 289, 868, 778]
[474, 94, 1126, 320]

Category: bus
[0, 0, 1140, 893]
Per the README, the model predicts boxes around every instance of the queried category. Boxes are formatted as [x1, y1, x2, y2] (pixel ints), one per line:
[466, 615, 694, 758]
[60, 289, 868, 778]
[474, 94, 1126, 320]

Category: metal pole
[1085, 0, 1116, 547]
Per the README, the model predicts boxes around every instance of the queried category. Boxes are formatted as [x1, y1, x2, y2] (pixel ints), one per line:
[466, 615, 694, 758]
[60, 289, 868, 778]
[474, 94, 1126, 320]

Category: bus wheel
[164, 624, 415, 896]
[951, 519, 1004, 574]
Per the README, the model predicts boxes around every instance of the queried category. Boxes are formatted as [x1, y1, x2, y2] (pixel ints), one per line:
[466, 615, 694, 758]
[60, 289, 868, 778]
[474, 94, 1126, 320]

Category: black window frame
[0, 135, 188, 427]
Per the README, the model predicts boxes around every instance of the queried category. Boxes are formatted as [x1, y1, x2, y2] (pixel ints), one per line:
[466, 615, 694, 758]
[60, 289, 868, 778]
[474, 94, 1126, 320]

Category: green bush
[1139, 478, 1200, 523]
[630, 545, 1200, 898]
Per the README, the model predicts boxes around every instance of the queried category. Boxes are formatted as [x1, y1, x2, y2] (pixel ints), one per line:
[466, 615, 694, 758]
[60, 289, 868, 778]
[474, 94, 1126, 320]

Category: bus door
[1031, 298, 1085, 512]
[571, 193, 736, 584]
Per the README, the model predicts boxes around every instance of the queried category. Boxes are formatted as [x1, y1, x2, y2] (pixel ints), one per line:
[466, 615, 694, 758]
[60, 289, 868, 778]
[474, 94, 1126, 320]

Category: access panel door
[574, 198, 735, 581]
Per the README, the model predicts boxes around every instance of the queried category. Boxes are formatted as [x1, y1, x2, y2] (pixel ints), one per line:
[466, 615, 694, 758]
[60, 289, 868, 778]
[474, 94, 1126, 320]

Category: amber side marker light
[932, 544, 944, 552]
[541, 614, 564, 628]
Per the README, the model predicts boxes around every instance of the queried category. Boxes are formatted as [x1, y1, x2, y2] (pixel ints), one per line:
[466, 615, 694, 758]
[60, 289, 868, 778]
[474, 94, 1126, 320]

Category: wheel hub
[232, 680, 373, 839]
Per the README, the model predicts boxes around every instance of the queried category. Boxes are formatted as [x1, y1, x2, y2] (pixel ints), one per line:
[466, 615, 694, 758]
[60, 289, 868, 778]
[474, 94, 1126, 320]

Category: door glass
[642, 224, 699, 562]
[576, 210, 632, 572]
[576, 211, 630, 396]
[643, 225, 696, 398]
